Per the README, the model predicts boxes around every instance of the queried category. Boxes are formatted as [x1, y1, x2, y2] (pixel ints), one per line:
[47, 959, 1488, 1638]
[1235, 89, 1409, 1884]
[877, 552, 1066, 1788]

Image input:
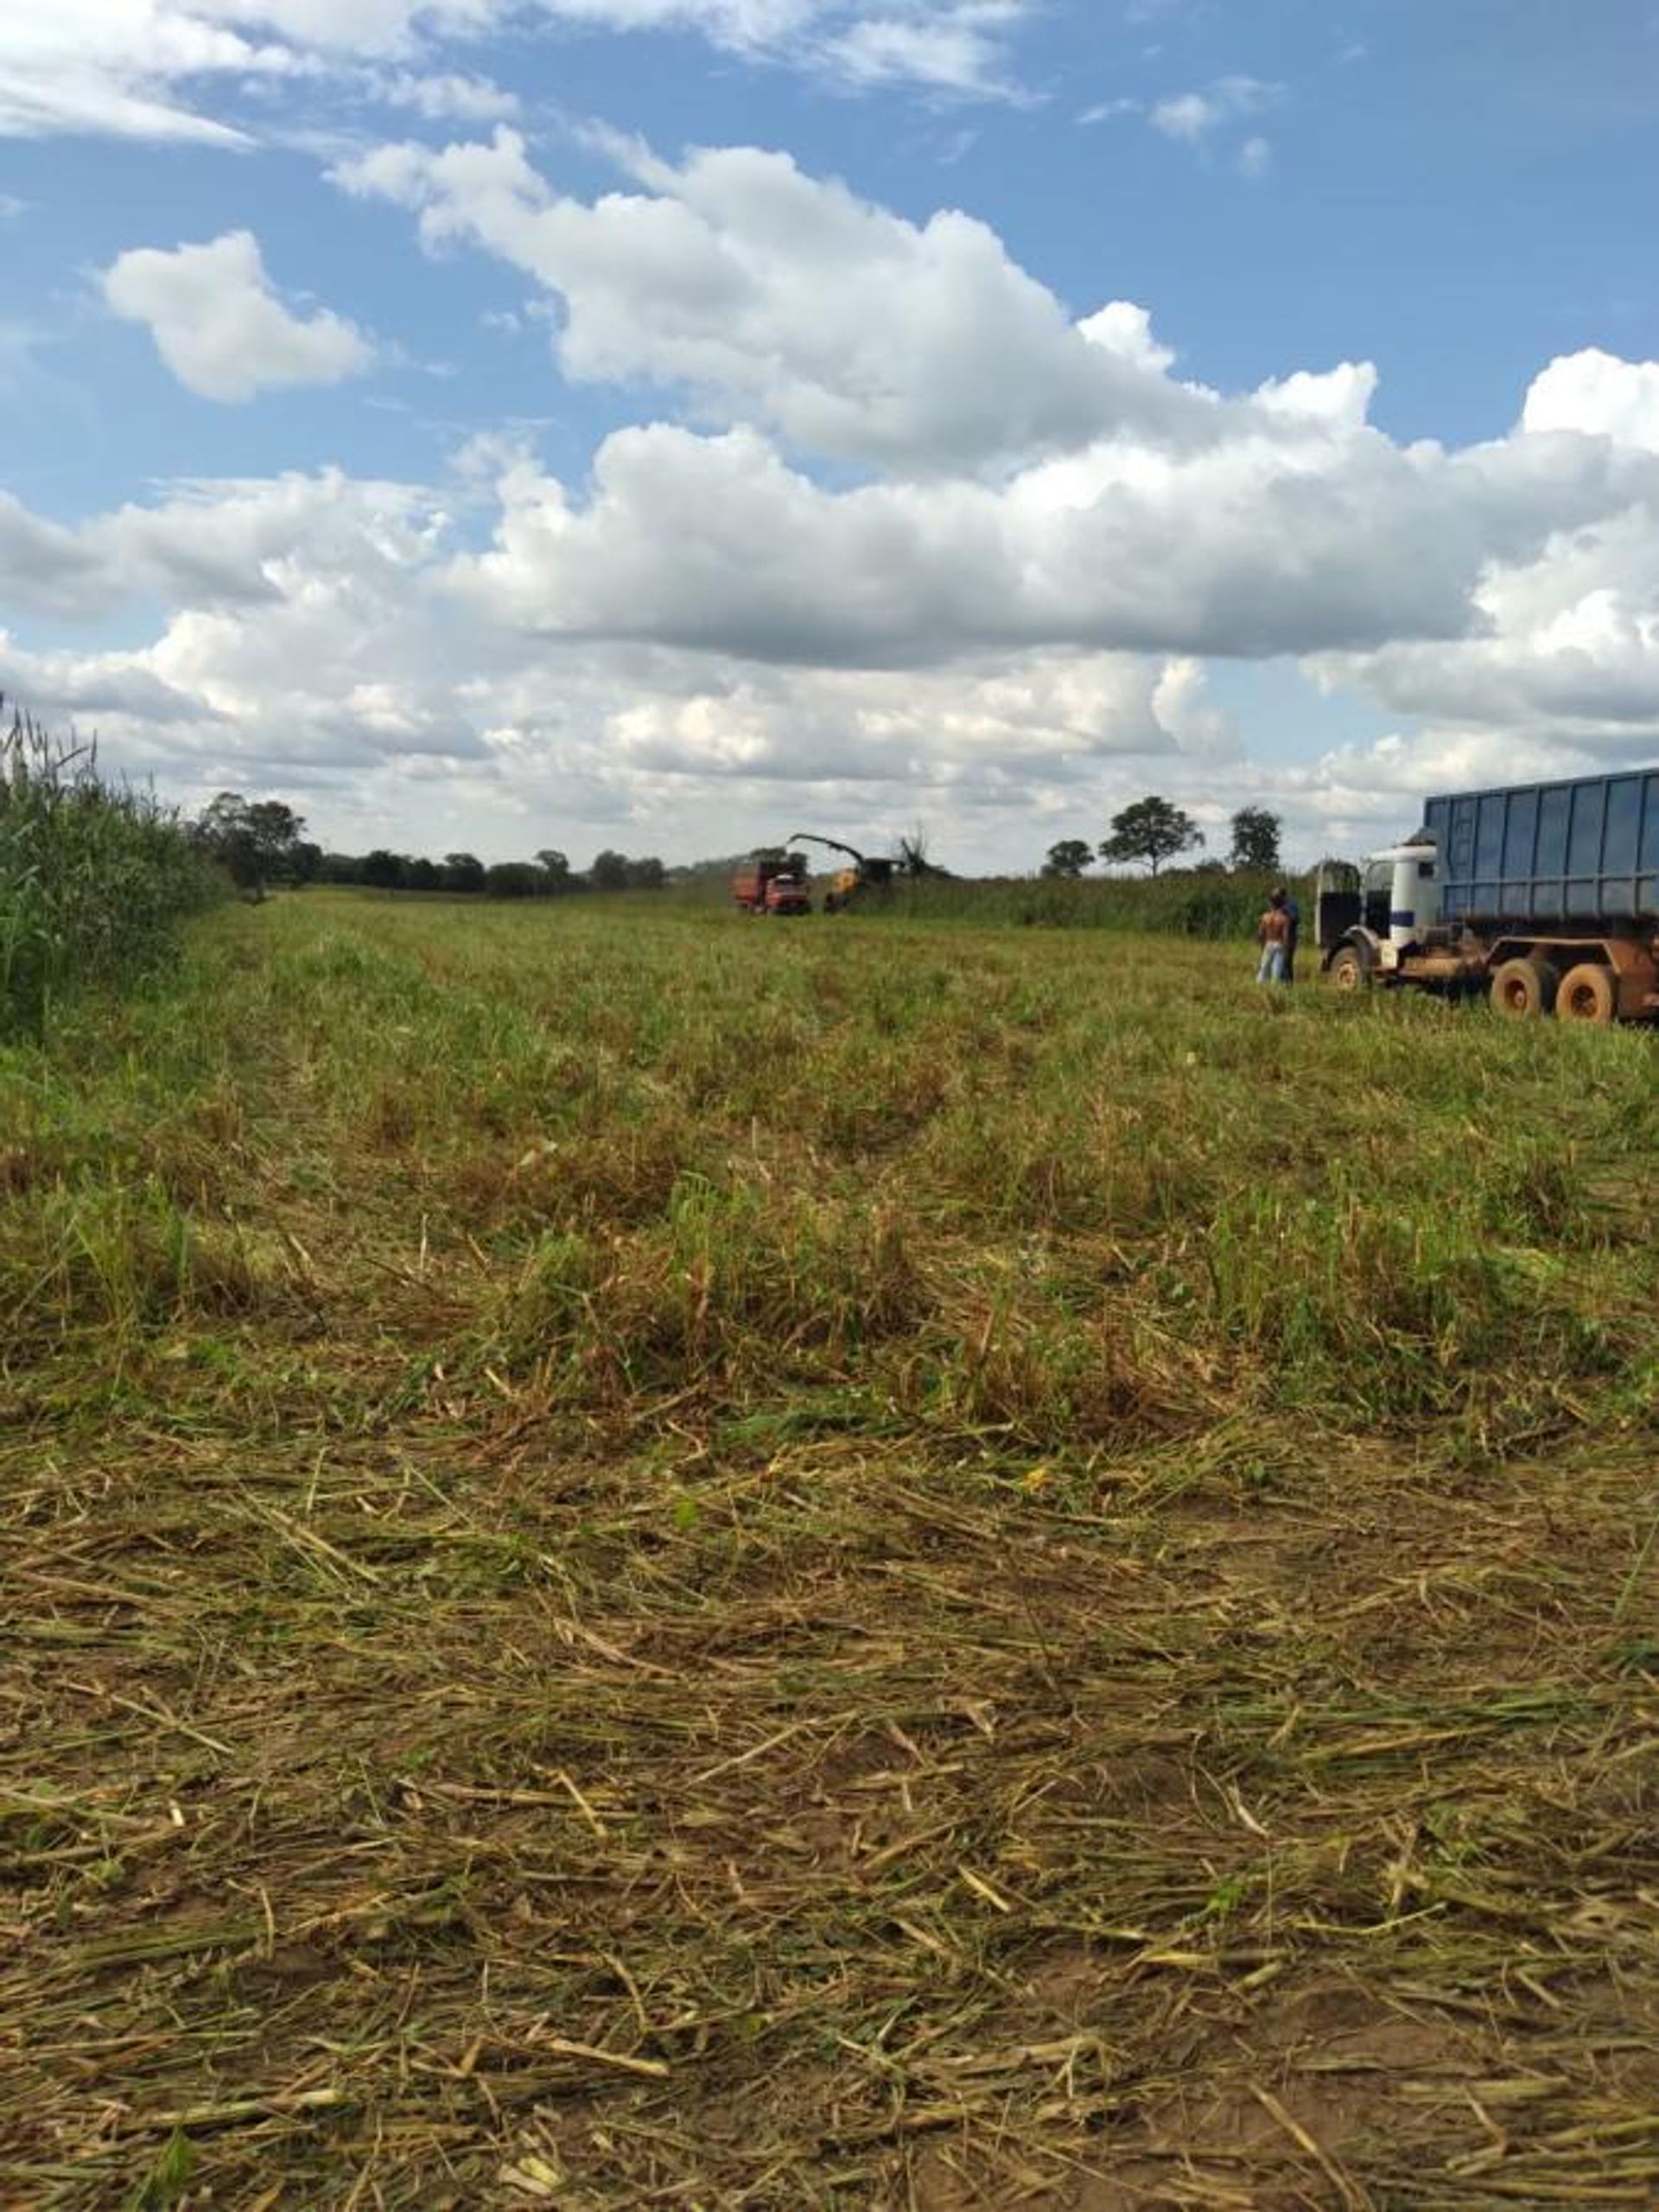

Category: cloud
[0, 468, 441, 621]
[1521, 347, 1659, 452]
[1313, 507, 1659, 746]
[7, 114, 1659, 868]
[817, 10, 1027, 97]
[0, 1, 289, 143]
[532, 1, 1036, 94]
[3, 381, 1656, 865]
[439, 405, 1657, 671]
[369, 70, 521, 122]
[0, 0, 1038, 145]
[1150, 74, 1278, 146]
[102, 231, 375, 401]
[0, 448, 1242, 857]
[1299, 351, 1659, 749]
[1237, 134, 1271, 180]
[334, 129, 1264, 471]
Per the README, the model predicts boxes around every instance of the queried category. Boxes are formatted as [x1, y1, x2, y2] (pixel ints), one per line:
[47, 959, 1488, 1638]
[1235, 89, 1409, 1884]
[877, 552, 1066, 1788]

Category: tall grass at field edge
[0, 702, 224, 1040]
[664, 863, 1302, 937]
[883, 868, 1301, 936]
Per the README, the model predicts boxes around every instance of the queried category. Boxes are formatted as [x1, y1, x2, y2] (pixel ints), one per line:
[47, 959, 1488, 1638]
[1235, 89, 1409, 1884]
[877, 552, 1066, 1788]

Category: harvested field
[3, 892, 1656, 2209]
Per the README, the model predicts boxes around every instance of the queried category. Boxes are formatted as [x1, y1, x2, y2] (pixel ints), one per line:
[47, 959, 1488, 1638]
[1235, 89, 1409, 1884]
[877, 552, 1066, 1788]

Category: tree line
[194, 794, 666, 900]
[194, 787, 1285, 906]
[1044, 798, 1282, 880]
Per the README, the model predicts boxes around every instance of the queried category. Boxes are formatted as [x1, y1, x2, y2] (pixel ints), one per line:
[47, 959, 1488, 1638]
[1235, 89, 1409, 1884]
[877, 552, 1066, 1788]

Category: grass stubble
[1, 892, 1656, 2209]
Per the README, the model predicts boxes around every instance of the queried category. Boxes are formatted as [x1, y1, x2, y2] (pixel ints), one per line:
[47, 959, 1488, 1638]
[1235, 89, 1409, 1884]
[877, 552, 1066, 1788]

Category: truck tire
[1491, 957, 1557, 1018]
[1329, 944, 1371, 993]
[1556, 961, 1617, 1023]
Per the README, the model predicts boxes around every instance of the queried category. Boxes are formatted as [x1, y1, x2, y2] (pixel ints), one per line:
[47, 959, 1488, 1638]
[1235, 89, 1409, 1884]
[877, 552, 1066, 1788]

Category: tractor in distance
[787, 832, 896, 912]
[1314, 763, 1659, 1022]
[732, 849, 811, 915]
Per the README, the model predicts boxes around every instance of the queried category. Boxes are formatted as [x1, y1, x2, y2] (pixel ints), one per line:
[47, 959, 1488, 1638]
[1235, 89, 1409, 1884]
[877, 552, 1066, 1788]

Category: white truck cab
[1314, 839, 1440, 981]
[1363, 842, 1440, 965]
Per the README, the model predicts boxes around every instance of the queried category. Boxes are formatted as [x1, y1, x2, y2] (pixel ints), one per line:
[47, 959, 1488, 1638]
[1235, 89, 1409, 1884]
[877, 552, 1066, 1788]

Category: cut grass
[2, 889, 1655, 2208]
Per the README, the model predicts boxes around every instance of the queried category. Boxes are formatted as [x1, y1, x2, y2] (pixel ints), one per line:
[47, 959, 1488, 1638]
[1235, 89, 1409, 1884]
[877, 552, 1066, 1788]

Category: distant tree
[1042, 838, 1095, 880]
[405, 855, 442, 893]
[196, 792, 307, 898]
[1228, 806, 1283, 874]
[625, 855, 665, 891]
[537, 849, 573, 893]
[589, 849, 631, 893]
[1099, 796, 1204, 877]
[486, 861, 543, 899]
[245, 801, 305, 884]
[442, 852, 486, 894]
[362, 849, 405, 893]
[291, 840, 323, 886]
[319, 851, 363, 885]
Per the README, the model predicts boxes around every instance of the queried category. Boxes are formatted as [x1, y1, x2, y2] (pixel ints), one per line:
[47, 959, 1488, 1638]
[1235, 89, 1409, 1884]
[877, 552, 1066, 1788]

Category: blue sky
[1, 1, 1656, 868]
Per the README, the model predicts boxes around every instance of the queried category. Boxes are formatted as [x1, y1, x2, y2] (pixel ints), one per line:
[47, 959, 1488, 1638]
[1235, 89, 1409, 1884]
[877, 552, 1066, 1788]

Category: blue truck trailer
[1314, 766, 1659, 1021]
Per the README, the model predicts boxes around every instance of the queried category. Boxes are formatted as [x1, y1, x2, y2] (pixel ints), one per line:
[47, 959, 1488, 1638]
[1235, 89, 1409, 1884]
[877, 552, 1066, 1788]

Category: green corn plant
[0, 697, 223, 1040]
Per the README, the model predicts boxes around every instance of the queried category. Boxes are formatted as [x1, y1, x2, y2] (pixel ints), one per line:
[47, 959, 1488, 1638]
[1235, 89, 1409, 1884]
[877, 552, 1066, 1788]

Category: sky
[1, 2, 1656, 872]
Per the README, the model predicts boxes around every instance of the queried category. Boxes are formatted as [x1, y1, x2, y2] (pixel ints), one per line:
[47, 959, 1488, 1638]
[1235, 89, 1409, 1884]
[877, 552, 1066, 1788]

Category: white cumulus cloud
[1522, 347, 1659, 452]
[102, 230, 376, 401]
[335, 129, 1357, 472]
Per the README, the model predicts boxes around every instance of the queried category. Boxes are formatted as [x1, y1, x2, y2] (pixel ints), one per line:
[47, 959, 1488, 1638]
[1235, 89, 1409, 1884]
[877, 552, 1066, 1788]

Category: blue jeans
[1257, 944, 1288, 985]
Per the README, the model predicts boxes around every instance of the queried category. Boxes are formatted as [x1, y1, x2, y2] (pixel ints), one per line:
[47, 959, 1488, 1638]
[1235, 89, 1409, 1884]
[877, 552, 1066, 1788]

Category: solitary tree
[1228, 806, 1283, 874]
[1043, 838, 1095, 879]
[1099, 796, 1204, 876]
[196, 792, 307, 898]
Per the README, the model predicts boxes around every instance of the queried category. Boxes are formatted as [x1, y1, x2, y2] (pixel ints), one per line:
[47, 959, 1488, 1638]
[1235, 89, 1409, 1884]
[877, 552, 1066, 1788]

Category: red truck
[732, 851, 811, 915]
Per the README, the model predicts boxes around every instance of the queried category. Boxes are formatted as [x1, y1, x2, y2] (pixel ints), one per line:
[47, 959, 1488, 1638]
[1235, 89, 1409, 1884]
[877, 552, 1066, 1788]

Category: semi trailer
[1316, 766, 1659, 1021]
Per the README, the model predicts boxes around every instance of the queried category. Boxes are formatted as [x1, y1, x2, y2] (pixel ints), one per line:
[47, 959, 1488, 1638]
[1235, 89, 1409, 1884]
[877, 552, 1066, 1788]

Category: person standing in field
[1257, 888, 1293, 985]
[1282, 888, 1301, 983]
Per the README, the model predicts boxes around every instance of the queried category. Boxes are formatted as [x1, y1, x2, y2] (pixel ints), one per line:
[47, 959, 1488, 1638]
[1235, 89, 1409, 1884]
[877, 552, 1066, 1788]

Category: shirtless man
[1257, 888, 1293, 985]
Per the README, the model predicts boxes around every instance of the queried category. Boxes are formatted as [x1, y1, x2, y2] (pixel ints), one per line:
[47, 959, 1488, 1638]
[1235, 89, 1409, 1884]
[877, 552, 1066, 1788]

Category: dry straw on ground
[3, 894, 1655, 2208]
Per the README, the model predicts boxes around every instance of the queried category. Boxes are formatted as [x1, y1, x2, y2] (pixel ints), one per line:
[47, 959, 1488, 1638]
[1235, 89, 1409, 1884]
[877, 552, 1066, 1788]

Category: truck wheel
[1329, 945, 1370, 993]
[1491, 957, 1557, 1018]
[1556, 962, 1617, 1023]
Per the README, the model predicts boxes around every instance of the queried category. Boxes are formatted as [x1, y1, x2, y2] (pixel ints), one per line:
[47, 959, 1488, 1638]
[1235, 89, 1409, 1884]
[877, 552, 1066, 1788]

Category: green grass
[3, 889, 1655, 2208]
[0, 703, 221, 1043]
